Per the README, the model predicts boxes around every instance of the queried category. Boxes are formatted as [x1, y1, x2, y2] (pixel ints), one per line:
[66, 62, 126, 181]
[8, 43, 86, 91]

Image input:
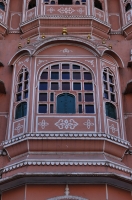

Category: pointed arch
[47, 195, 88, 200]
[101, 49, 124, 68]
[8, 49, 31, 67]
[33, 36, 101, 57]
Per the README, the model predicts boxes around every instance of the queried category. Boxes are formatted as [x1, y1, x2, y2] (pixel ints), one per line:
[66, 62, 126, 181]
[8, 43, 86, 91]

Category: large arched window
[0, 2, 5, 11]
[28, 0, 36, 10]
[38, 63, 95, 114]
[94, 0, 102, 10]
[15, 102, 27, 119]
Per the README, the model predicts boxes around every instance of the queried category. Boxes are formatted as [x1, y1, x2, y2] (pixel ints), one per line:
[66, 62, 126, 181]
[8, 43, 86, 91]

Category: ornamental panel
[13, 118, 25, 136]
[107, 118, 119, 137]
[36, 116, 96, 132]
[94, 8, 105, 21]
[44, 5, 87, 16]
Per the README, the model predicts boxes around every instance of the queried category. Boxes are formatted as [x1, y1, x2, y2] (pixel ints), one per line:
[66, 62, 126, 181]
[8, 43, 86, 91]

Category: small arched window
[28, 0, 36, 10]
[15, 102, 27, 119]
[105, 102, 117, 120]
[94, 0, 102, 10]
[75, 1, 80, 4]
[103, 68, 116, 102]
[58, 0, 72, 5]
[0, 2, 5, 11]
[125, 3, 131, 12]
[16, 68, 29, 102]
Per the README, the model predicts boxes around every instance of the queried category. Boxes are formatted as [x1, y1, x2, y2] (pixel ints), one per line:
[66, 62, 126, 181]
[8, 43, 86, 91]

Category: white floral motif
[96, 12, 103, 18]
[38, 120, 49, 129]
[77, 8, 84, 14]
[18, 58, 29, 66]
[47, 7, 55, 13]
[58, 7, 75, 14]
[55, 119, 78, 130]
[83, 119, 94, 129]
[15, 123, 23, 133]
[109, 124, 118, 133]
[37, 59, 48, 66]
[85, 60, 94, 67]
[28, 11, 34, 18]
[60, 48, 73, 54]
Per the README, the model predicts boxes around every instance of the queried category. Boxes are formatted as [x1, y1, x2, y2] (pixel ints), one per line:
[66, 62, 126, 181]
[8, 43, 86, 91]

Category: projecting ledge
[124, 80, 132, 94]
[0, 80, 6, 94]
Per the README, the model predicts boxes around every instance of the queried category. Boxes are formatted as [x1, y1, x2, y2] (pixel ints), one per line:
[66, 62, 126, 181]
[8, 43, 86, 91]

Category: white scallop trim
[3, 132, 130, 147]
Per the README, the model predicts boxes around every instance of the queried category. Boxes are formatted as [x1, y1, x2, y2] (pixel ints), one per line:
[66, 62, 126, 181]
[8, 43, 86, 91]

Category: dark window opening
[62, 72, 70, 79]
[58, 0, 72, 4]
[85, 105, 94, 113]
[0, 2, 5, 11]
[39, 93, 47, 101]
[73, 72, 81, 80]
[85, 93, 94, 102]
[84, 72, 92, 80]
[15, 102, 27, 119]
[62, 64, 70, 69]
[50, 104, 54, 113]
[73, 83, 81, 90]
[39, 82, 48, 90]
[105, 102, 117, 120]
[84, 83, 93, 90]
[39, 104, 47, 113]
[50, 93, 54, 101]
[126, 3, 131, 12]
[62, 82, 70, 90]
[28, 0, 36, 10]
[41, 72, 48, 79]
[51, 72, 59, 79]
[51, 82, 59, 90]
[94, 0, 102, 10]
[79, 105, 82, 113]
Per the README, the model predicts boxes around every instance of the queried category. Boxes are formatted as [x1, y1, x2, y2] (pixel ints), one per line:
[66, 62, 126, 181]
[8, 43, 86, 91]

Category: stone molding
[3, 132, 130, 147]
[20, 15, 110, 27]
[47, 195, 87, 200]
[2, 159, 132, 175]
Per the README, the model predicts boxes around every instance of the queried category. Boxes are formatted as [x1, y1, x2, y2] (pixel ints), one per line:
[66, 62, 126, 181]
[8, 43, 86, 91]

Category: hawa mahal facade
[0, 0, 132, 199]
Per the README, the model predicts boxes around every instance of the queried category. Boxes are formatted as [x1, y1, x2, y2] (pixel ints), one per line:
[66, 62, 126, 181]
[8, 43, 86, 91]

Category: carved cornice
[3, 132, 130, 147]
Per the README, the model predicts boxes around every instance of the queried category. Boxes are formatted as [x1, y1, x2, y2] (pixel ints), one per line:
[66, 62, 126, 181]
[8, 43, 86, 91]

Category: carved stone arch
[47, 195, 88, 200]
[33, 36, 101, 57]
[8, 49, 31, 66]
[101, 49, 124, 68]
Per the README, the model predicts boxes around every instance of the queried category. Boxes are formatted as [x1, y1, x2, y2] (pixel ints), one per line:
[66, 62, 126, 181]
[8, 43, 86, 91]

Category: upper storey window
[103, 68, 117, 120]
[94, 0, 102, 10]
[125, 3, 131, 12]
[38, 63, 95, 114]
[43, 0, 86, 5]
[58, 0, 72, 4]
[0, 2, 5, 11]
[16, 68, 29, 102]
[28, 0, 36, 10]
